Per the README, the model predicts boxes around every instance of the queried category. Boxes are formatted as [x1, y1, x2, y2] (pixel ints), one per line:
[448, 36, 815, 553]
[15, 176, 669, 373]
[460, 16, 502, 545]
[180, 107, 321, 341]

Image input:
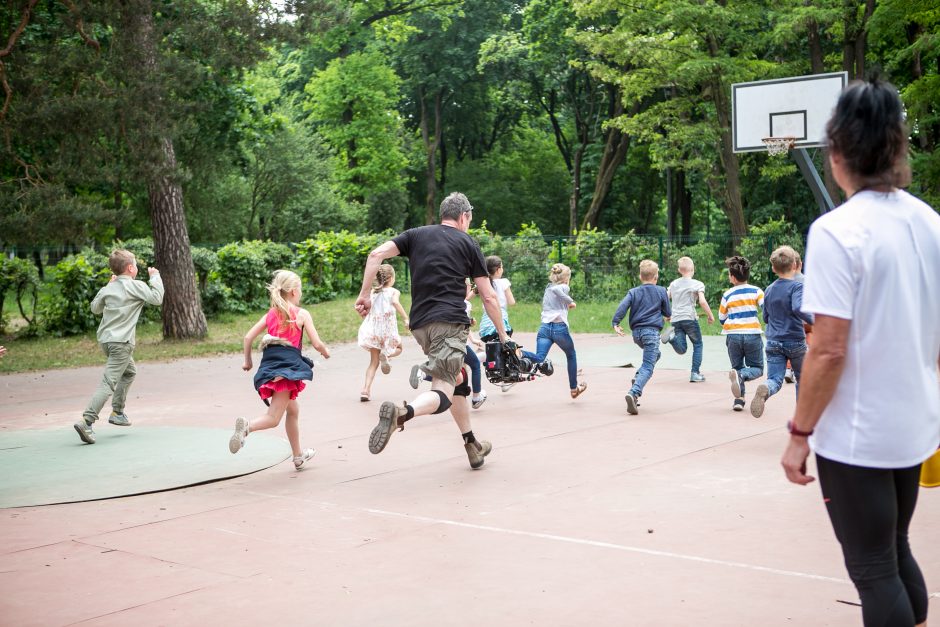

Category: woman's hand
[781, 435, 815, 485]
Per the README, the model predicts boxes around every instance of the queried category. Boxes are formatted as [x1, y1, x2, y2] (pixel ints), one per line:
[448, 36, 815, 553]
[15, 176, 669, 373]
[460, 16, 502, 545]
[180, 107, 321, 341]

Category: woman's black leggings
[816, 454, 927, 626]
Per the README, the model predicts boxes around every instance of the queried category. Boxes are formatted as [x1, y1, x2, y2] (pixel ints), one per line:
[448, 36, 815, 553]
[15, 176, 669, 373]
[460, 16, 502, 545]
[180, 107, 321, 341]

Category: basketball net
[762, 136, 796, 157]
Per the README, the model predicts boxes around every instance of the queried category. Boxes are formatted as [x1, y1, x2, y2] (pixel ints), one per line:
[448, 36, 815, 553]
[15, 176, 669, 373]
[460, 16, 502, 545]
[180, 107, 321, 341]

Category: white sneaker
[784, 368, 795, 384]
[660, 326, 675, 344]
[293, 448, 316, 469]
[729, 370, 742, 398]
[229, 417, 248, 454]
[379, 353, 391, 375]
[500, 383, 515, 393]
[409, 364, 424, 389]
[472, 390, 488, 409]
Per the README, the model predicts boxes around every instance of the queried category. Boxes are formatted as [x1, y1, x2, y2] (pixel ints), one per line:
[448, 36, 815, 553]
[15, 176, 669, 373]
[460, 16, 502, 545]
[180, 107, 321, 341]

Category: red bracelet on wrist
[787, 420, 814, 437]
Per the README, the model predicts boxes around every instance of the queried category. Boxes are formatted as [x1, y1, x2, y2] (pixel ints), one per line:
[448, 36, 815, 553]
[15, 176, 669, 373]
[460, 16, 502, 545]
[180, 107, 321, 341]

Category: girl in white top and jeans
[533, 263, 587, 399]
[781, 79, 940, 627]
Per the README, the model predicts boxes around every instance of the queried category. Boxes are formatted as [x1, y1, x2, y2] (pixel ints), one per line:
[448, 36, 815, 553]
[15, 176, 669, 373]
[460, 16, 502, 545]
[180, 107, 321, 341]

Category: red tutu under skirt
[258, 378, 306, 402]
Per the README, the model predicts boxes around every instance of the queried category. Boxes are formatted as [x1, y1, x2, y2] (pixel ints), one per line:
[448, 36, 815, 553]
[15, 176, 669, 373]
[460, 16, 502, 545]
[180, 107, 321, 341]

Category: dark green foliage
[0, 257, 42, 333]
[39, 255, 110, 336]
[293, 230, 403, 304]
[214, 241, 294, 312]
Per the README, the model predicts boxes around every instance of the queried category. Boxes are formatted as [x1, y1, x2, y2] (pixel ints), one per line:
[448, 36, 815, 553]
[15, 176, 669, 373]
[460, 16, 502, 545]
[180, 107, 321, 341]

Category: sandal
[570, 382, 587, 399]
[360, 392, 371, 402]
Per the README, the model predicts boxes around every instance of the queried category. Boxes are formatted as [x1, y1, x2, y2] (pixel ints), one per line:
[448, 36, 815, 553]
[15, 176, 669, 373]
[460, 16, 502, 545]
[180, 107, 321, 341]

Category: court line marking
[323, 502, 851, 585]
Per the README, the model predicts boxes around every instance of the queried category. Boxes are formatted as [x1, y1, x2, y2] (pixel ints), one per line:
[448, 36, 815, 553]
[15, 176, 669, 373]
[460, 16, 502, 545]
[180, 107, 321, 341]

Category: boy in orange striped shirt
[718, 256, 765, 411]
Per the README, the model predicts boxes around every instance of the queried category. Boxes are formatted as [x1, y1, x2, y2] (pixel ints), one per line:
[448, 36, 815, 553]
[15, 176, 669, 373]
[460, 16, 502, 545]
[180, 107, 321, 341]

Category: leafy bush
[471, 223, 552, 302]
[40, 255, 109, 336]
[0, 256, 42, 333]
[294, 230, 401, 304]
[737, 219, 805, 287]
[215, 240, 293, 311]
[116, 238, 155, 268]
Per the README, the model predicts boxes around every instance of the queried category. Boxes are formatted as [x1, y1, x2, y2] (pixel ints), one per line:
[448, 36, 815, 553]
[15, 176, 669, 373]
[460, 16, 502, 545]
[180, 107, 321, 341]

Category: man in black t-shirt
[355, 192, 509, 469]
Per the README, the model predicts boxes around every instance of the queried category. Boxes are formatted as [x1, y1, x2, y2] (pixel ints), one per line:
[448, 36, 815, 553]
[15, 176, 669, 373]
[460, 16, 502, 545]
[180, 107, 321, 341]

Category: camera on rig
[482, 340, 552, 384]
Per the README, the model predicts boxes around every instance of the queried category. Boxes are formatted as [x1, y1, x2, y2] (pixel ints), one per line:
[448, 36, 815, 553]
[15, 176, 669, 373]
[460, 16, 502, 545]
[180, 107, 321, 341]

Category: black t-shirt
[392, 225, 488, 331]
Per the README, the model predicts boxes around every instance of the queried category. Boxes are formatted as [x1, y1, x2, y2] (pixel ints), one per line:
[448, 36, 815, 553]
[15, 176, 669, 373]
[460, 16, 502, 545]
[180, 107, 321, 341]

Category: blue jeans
[765, 339, 807, 397]
[630, 327, 661, 397]
[535, 322, 578, 389]
[725, 334, 764, 397]
[464, 345, 482, 394]
[668, 319, 704, 374]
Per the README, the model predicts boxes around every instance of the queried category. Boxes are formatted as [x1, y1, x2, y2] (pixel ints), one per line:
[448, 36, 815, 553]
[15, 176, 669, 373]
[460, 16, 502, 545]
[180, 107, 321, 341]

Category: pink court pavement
[1, 332, 937, 626]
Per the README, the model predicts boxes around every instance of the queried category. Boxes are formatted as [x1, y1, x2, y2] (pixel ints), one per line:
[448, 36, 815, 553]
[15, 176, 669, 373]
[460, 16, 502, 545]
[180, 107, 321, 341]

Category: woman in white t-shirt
[781, 79, 940, 627]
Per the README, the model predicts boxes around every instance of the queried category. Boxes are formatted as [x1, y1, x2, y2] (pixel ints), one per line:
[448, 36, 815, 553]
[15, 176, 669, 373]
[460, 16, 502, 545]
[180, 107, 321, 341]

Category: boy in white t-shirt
[662, 256, 715, 382]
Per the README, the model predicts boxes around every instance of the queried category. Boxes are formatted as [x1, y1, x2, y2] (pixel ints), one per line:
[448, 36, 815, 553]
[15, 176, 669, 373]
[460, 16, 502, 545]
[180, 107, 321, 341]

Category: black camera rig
[482, 341, 553, 385]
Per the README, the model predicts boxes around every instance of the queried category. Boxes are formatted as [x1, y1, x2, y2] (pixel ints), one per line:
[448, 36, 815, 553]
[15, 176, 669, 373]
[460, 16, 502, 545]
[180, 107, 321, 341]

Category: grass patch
[0, 295, 725, 374]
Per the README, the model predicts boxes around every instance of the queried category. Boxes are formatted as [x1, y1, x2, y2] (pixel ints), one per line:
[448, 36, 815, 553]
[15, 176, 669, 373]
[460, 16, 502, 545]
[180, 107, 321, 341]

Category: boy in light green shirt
[75, 249, 164, 444]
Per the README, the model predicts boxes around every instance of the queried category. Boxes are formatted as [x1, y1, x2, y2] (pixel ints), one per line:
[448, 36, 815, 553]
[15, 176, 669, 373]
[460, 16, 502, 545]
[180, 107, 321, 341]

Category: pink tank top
[265, 306, 302, 348]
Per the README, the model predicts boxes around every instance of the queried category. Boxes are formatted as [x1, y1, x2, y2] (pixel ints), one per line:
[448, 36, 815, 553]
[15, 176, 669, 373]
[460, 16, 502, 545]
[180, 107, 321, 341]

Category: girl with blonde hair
[531, 263, 586, 398]
[230, 270, 331, 470]
[357, 263, 408, 401]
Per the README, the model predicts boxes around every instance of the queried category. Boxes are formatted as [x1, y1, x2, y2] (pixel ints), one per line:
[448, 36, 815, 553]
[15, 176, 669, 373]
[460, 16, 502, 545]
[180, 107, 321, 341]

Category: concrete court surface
[0, 332, 937, 627]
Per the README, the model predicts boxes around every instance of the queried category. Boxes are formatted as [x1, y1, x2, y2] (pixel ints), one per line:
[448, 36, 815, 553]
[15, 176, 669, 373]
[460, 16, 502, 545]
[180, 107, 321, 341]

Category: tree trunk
[581, 96, 636, 230]
[807, 18, 825, 74]
[906, 23, 932, 151]
[705, 38, 747, 243]
[569, 145, 584, 234]
[122, 0, 206, 339]
[843, 0, 875, 79]
[420, 88, 443, 225]
[150, 138, 207, 338]
[854, 0, 876, 78]
[677, 169, 692, 239]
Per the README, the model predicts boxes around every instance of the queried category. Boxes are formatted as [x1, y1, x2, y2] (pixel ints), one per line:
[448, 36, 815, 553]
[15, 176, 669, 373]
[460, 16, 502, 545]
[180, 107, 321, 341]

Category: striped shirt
[719, 284, 764, 335]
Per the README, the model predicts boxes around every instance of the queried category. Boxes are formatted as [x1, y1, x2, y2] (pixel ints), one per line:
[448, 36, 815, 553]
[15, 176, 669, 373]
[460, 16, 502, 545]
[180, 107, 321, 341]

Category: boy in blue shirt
[612, 260, 671, 415]
[750, 246, 813, 418]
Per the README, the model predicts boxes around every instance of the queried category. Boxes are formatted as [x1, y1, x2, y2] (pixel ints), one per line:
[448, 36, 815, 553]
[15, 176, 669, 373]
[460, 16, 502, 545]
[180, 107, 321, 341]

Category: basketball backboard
[731, 72, 848, 153]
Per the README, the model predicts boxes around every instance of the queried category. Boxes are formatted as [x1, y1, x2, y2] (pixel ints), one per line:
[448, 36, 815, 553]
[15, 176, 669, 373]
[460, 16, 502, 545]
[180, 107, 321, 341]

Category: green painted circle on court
[0, 427, 291, 508]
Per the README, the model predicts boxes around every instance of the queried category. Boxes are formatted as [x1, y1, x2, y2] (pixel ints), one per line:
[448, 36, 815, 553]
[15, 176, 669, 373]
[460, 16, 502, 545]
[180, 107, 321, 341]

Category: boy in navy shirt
[612, 260, 671, 415]
[750, 246, 813, 418]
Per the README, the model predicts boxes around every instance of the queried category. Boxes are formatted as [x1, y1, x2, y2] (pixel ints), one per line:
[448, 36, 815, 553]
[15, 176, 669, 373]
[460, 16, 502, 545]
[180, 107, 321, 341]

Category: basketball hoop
[762, 136, 796, 156]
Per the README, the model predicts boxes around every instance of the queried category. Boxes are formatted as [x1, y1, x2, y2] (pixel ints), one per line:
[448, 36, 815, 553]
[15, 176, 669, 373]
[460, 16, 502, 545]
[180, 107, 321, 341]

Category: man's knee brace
[431, 389, 452, 414]
[454, 378, 471, 398]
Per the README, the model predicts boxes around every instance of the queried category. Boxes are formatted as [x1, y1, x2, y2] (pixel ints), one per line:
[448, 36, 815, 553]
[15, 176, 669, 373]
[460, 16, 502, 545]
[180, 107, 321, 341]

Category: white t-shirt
[667, 276, 705, 322]
[803, 189, 940, 468]
[492, 278, 511, 310]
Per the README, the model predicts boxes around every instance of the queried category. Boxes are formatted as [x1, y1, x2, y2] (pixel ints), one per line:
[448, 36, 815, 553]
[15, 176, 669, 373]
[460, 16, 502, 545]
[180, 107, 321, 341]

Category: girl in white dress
[357, 264, 408, 401]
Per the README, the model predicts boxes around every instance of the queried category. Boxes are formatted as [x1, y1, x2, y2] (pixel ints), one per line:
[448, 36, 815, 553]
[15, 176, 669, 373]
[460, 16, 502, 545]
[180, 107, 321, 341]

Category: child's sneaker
[409, 364, 424, 389]
[784, 368, 795, 384]
[660, 326, 675, 344]
[750, 384, 769, 418]
[229, 417, 249, 454]
[293, 448, 316, 469]
[689, 372, 705, 383]
[108, 411, 131, 426]
[732, 398, 745, 412]
[729, 369, 743, 398]
[464, 439, 492, 469]
[625, 394, 639, 415]
[471, 390, 488, 409]
[379, 352, 391, 375]
[500, 383, 515, 393]
[74, 419, 96, 444]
